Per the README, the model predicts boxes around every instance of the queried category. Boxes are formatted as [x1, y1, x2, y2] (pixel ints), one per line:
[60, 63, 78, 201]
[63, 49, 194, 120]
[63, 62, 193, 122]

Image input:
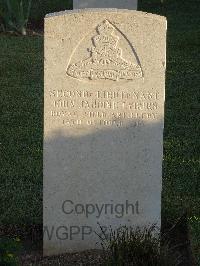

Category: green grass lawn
[0, 36, 43, 224]
[143, 0, 200, 220]
[0, 0, 199, 262]
[139, 1, 200, 262]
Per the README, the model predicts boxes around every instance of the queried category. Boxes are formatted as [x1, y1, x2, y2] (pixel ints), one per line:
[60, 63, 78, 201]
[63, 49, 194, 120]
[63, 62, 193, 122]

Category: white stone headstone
[44, 9, 167, 256]
[73, 0, 137, 10]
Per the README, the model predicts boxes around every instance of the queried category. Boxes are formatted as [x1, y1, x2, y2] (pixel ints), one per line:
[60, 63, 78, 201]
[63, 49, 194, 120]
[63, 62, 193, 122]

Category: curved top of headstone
[45, 9, 166, 84]
[45, 9, 166, 22]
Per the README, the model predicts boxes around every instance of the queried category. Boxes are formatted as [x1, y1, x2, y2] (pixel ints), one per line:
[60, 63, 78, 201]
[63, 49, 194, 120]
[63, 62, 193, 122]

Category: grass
[138, 1, 200, 262]
[0, 0, 199, 262]
[100, 225, 182, 266]
[189, 216, 200, 265]
[160, 0, 200, 221]
[0, 36, 43, 224]
[139, 0, 200, 263]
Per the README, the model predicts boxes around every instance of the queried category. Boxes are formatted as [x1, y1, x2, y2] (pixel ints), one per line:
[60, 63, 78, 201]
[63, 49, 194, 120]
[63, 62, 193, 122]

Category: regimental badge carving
[67, 20, 143, 81]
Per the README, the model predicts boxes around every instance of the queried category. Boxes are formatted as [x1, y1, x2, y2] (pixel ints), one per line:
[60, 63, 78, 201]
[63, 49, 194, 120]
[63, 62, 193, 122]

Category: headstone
[73, 0, 137, 10]
[44, 9, 167, 256]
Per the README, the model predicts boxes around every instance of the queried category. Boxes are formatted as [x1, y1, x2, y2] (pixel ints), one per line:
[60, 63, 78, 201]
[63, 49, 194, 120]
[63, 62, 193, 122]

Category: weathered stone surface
[44, 9, 167, 256]
[73, 0, 137, 10]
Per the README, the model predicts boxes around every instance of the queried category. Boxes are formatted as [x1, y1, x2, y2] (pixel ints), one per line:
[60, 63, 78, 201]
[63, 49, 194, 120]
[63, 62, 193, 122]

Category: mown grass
[139, 0, 200, 262]
[0, 0, 199, 262]
[0, 36, 43, 224]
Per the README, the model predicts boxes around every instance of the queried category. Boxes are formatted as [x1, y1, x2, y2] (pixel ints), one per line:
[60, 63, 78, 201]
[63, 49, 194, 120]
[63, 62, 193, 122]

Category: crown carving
[67, 20, 142, 81]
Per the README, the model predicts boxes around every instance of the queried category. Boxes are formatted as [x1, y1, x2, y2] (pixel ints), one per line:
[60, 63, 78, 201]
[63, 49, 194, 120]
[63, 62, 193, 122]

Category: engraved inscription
[49, 89, 159, 128]
[67, 20, 142, 81]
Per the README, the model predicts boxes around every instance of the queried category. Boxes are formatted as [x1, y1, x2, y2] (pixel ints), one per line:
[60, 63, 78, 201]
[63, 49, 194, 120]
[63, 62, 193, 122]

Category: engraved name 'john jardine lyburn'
[67, 20, 142, 81]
